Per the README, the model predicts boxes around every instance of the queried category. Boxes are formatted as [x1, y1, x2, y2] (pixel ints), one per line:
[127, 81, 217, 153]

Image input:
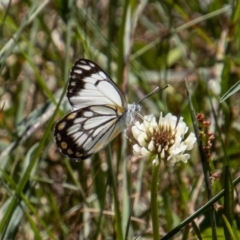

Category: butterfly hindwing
[54, 104, 126, 160]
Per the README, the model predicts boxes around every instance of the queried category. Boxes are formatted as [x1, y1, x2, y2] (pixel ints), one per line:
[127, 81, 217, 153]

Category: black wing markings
[54, 104, 126, 160]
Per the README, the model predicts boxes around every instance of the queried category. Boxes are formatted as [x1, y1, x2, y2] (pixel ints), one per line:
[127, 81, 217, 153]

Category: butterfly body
[54, 59, 140, 161]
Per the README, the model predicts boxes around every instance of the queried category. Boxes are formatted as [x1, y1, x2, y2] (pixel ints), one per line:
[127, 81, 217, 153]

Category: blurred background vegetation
[1, 0, 240, 239]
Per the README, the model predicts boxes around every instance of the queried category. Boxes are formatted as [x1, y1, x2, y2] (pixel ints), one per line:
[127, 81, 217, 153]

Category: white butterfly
[54, 59, 141, 161]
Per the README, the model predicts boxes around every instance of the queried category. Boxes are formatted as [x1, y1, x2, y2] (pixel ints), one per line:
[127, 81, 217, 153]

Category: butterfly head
[126, 103, 141, 125]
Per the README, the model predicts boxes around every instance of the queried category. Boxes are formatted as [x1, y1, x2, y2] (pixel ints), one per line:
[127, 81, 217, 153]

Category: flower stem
[151, 157, 161, 239]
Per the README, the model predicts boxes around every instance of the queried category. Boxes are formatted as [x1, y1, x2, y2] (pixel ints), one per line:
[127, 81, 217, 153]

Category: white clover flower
[131, 113, 196, 164]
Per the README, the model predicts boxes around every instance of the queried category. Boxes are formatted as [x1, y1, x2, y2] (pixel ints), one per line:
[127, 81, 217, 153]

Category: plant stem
[151, 157, 161, 239]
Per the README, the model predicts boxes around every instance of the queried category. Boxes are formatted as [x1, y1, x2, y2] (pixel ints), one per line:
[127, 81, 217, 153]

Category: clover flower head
[131, 113, 196, 165]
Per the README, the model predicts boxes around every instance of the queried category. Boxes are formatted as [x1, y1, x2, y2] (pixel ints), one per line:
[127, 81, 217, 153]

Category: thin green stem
[151, 157, 161, 239]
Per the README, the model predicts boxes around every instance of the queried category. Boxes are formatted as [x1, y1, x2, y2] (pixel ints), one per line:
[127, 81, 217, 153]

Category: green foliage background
[1, 0, 240, 239]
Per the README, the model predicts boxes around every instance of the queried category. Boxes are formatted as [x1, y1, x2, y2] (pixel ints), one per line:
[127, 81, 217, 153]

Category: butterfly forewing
[67, 59, 127, 109]
[54, 59, 130, 161]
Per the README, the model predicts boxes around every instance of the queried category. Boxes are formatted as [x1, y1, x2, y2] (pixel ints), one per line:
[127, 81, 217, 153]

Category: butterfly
[54, 59, 141, 161]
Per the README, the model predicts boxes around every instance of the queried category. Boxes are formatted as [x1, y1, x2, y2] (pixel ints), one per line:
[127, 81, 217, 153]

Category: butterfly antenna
[137, 85, 168, 105]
